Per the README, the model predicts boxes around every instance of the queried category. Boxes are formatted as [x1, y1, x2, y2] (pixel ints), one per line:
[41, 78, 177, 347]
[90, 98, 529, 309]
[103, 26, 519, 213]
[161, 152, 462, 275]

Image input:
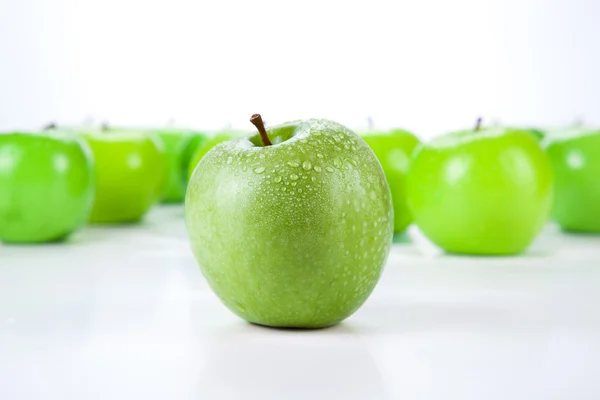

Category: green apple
[0, 131, 94, 243]
[504, 126, 545, 142]
[525, 127, 545, 141]
[187, 130, 247, 180]
[185, 115, 393, 328]
[154, 128, 207, 203]
[545, 128, 600, 232]
[360, 129, 420, 233]
[81, 128, 167, 223]
[181, 132, 208, 178]
[407, 124, 553, 255]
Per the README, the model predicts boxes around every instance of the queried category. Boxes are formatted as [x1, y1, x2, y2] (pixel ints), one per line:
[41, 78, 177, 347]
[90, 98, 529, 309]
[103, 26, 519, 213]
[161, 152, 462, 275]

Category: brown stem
[474, 117, 482, 132]
[250, 114, 272, 146]
[43, 122, 57, 130]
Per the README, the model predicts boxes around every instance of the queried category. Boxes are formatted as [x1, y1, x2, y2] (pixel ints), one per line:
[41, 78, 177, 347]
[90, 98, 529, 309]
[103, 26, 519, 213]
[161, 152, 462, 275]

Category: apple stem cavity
[474, 117, 483, 132]
[250, 114, 272, 146]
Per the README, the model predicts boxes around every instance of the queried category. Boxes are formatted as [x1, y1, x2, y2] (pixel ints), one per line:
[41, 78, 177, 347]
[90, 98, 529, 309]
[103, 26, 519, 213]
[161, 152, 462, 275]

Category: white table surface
[1, 205, 599, 400]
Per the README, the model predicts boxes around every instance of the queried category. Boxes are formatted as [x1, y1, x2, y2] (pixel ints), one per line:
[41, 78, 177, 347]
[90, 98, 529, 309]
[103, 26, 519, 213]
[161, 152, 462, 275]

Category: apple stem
[250, 114, 272, 146]
[474, 117, 482, 132]
[43, 122, 57, 130]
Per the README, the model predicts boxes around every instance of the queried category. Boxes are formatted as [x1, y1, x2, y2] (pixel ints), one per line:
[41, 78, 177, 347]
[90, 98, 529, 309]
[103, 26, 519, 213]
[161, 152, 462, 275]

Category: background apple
[180, 131, 208, 180]
[361, 129, 420, 233]
[81, 128, 167, 223]
[185, 116, 393, 328]
[0, 131, 94, 243]
[407, 123, 553, 255]
[186, 130, 246, 180]
[545, 128, 600, 232]
[154, 128, 207, 203]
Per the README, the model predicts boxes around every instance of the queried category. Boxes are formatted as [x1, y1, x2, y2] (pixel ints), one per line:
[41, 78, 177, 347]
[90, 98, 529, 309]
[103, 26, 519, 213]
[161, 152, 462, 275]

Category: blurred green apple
[81, 128, 167, 223]
[185, 116, 393, 328]
[407, 124, 553, 255]
[361, 129, 420, 233]
[546, 128, 600, 232]
[154, 128, 207, 203]
[0, 131, 94, 243]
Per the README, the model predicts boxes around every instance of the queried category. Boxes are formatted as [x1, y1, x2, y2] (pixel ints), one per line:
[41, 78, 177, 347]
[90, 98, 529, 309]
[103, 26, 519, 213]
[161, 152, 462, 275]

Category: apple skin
[545, 129, 600, 232]
[187, 131, 246, 180]
[180, 132, 208, 179]
[502, 126, 545, 142]
[407, 127, 553, 255]
[155, 129, 206, 203]
[0, 131, 94, 243]
[361, 129, 420, 233]
[81, 129, 167, 223]
[185, 119, 393, 328]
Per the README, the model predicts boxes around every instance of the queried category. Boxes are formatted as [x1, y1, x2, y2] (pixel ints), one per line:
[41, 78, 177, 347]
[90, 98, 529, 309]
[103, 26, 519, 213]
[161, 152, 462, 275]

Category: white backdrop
[0, 0, 598, 138]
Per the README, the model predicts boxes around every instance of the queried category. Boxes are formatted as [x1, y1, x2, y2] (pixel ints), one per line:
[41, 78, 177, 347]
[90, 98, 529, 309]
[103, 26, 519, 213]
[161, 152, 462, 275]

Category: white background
[1, 0, 599, 137]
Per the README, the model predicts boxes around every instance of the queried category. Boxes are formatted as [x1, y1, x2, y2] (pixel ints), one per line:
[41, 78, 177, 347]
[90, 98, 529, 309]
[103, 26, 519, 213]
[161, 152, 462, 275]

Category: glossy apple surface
[185, 119, 393, 328]
[187, 131, 246, 180]
[545, 129, 600, 232]
[155, 129, 206, 203]
[361, 129, 420, 233]
[81, 129, 166, 223]
[0, 131, 94, 242]
[407, 127, 553, 255]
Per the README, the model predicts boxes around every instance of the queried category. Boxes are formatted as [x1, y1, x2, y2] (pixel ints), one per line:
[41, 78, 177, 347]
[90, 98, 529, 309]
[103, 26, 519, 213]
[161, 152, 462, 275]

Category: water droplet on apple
[226, 157, 233, 165]
[369, 191, 377, 200]
[287, 161, 299, 168]
[291, 182, 297, 187]
[290, 174, 299, 181]
[274, 176, 282, 183]
[326, 167, 334, 173]
[248, 181, 254, 186]
[316, 153, 324, 158]
[302, 161, 312, 170]
[298, 188, 303, 193]
[313, 166, 322, 173]
[253, 167, 265, 174]
[282, 187, 287, 191]
[311, 176, 316, 182]
[333, 158, 342, 168]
